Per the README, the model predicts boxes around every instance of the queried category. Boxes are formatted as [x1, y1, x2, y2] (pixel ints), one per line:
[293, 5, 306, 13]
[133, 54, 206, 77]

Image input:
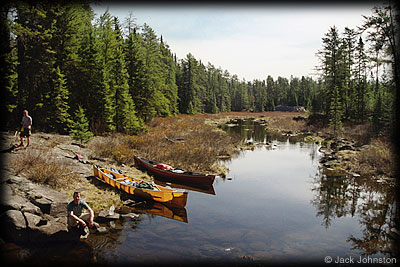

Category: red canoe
[134, 156, 215, 187]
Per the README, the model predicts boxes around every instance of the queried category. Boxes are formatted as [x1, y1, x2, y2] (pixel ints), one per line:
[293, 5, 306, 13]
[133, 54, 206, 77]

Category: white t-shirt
[22, 115, 32, 129]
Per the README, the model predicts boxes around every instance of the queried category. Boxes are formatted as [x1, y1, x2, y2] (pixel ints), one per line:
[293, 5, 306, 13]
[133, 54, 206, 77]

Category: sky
[90, 3, 377, 81]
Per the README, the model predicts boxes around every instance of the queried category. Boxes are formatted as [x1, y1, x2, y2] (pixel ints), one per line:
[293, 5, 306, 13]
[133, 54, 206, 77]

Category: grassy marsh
[6, 112, 395, 212]
[90, 114, 241, 175]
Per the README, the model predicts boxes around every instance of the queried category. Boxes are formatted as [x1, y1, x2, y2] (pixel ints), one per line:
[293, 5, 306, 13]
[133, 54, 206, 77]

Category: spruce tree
[46, 66, 71, 133]
[69, 105, 94, 146]
[1, 4, 18, 129]
[329, 85, 344, 132]
[159, 36, 179, 115]
[354, 36, 368, 123]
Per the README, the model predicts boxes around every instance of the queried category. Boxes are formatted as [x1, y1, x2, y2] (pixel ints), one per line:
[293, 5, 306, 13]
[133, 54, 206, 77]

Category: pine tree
[253, 79, 266, 112]
[159, 36, 179, 115]
[354, 36, 368, 123]
[45, 66, 71, 133]
[75, 12, 104, 132]
[1, 4, 18, 130]
[329, 86, 344, 132]
[69, 105, 93, 146]
[205, 64, 219, 113]
[178, 53, 201, 114]
[341, 27, 357, 120]
[13, 3, 57, 131]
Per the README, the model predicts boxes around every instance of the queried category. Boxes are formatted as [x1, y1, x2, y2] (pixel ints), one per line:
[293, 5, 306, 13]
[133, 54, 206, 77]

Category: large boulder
[0, 170, 78, 244]
[5, 174, 69, 218]
[25, 213, 70, 242]
[1, 192, 42, 215]
[1, 210, 27, 243]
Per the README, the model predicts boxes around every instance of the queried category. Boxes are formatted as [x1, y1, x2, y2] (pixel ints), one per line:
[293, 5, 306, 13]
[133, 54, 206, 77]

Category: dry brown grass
[90, 114, 241, 173]
[339, 123, 373, 146]
[10, 148, 80, 191]
[353, 137, 395, 177]
[89, 134, 136, 166]
[8, 144, 125, 212]
[267, 116, 307, 134]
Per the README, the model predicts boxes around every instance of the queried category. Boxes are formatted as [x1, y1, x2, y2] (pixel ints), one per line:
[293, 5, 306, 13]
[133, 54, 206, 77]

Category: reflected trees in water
[311, 171, 398, 257]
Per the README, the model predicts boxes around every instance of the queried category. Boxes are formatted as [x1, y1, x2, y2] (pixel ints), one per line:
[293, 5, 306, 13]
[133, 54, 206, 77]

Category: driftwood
[164, 134, 186, 143]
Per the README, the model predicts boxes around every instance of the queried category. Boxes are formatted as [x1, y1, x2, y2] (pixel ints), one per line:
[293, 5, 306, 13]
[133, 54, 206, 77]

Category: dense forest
[1, 2, 398, 137]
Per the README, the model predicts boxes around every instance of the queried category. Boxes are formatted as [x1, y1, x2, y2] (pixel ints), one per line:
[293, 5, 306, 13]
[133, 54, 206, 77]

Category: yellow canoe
[93, 165, 188, 207]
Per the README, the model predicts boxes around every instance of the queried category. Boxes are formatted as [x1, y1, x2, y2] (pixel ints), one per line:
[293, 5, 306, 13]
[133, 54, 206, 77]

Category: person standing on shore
[20, 110, 32, 147]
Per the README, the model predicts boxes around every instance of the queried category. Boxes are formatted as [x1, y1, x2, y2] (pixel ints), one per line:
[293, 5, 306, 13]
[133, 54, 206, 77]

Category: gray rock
[24, 212, 43, 229]
[2, 210, 26, 229]
[1, 210, 27, 243]
[121, 213, 140, 220]
[0, 170, 80, 244]
[4, 173, 69, 218]
[97, 210, 120, 221]
[2, 194, 42, 215]
[96, 226, 108, 234]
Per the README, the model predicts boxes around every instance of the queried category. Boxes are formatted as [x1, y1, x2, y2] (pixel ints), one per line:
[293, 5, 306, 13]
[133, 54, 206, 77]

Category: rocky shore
[1, 113, 395, 262]
[0, 167, 141, 263]
[1, 169, 79, 244]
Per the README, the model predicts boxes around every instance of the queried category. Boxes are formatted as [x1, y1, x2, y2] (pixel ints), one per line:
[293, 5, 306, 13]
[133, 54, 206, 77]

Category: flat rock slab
[97, 210, 120, 221]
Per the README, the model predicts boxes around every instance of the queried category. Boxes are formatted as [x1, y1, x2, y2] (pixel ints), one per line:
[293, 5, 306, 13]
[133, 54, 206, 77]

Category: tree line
[1, 2, 397, 137]
[313, 4, 398, 135]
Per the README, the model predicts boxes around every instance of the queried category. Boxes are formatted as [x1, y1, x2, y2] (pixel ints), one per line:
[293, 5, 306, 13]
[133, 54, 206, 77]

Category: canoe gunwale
[133, 156, 215, 187]
[92, 165, 188, 207]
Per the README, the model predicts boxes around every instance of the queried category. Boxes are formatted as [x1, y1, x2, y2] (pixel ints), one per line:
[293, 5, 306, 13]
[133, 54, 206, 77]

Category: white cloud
[91, 4, 375, 81]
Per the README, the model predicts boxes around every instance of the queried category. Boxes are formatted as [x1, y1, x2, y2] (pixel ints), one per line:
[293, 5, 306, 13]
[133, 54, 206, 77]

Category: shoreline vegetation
[4, 111, 396, 213]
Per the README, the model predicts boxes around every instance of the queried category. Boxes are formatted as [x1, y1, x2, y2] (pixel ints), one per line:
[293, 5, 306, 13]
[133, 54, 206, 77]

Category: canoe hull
[134, 156, 215, 187]
[93, 165, 188, 207]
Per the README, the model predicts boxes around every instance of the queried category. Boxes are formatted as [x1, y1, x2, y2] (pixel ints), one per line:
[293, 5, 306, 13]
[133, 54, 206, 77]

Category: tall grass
[10, 147, 123, 212]
[10, 149, 80, 190]
[90, 114, 241, 173]
[354, 138, 395, 177]
[267, 116, 307, 134]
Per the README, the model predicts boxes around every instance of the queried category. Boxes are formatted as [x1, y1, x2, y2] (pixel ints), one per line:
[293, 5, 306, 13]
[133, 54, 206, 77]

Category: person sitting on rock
[67, 191, 94, 229]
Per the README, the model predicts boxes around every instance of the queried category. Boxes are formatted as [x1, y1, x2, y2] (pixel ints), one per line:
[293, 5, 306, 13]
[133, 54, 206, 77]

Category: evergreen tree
[95, 11, 142, 133]
[178, 53, 201, 114]
[265, 75, 275, 110]
[341, 27, 357, 119]
[253, 79, 266, 112]
[45, 66, 71, 133]
[69, 105, 94, 146]
[361, 4, 398, 136]
[74, 11, 104, 133]
[205, 64, 219, 113]
[13, 3, 57, 131]
[354, 36, 369, 123]
[317, 26, 344, 116]
[159, 36, 179, 115]
[329, 85, 344, 132]
[288, 76, 300, 106]
[1, 4, 18, 130]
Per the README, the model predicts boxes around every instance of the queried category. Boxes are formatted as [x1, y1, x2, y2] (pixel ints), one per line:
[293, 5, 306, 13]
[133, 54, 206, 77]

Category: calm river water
[30, 119, 398, 265]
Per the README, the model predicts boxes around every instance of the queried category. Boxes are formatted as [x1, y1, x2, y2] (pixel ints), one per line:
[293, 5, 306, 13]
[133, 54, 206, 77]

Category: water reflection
[311, 172, 398, 256]
[224, 118, 398, 259]
[27, 118, 397, 264]
[220, 118, 306, 146]
[126, 201, 188, 223]
[154, 179, 216, 195]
